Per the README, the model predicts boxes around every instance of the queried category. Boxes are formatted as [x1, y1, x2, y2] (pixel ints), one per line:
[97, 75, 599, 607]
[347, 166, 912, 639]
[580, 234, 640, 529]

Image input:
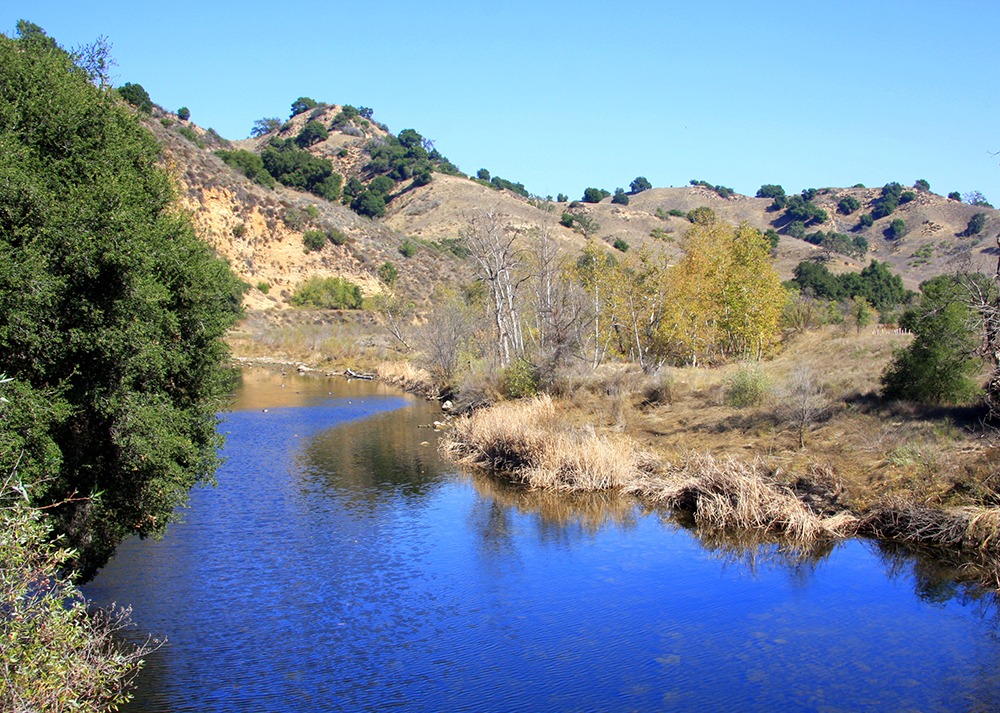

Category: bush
[232, 222, 247, 238]
[687, 206, 716, 225]
[352, 190, 386, 218]
[399, 239, 418, 257]
[914, 179, 930, 192]
[368, 174, 396, 196]
[295, 120, 329, 147]
[251, 117, 281, 137]
[262, 139, 341, 199]
[290, 276, 363, 309]
[630, 176, 652, 194]
[216, 148, 275, 188]
[859, 213, 874, 228]
[290, 96, 318, 117]
[116, 82, 152, 113]
[283, 207, 306, 231]
[948, 191, 962, 201]
[611, 188, 629, 205]
[377, 261, 398, 285]
[257, 281, 270, 293]
[557, 193, 568, 202]
[886, 218, 907, 239]
[328, 228, 349, 246]
[582, 187, 610, 203]
[837, 195, 861, 215]
[177, 106, 190, 121]
[613, 237, 629, 252]
[725, 364, 769, 408]
[501, 358, 539, 399]
[756, 184, 785, 199]
[176, 125, 204, 148]
[786, 221, 806, 239]
[881, 275, 982, 405]
[964, 212, 988, 237]
[303, 229, 326, 252]
[560, 212, 575, 228]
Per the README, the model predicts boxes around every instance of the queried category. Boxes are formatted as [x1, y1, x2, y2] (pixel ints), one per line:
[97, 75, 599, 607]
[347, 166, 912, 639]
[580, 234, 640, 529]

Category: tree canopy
[0, 24, 245, 577]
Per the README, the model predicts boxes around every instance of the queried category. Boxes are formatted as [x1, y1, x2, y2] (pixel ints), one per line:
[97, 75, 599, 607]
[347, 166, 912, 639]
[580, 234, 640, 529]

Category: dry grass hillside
[146, 104, 1000, 309]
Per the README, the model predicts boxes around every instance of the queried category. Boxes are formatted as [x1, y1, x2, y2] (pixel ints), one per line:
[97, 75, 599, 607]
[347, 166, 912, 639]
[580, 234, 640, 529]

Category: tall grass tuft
[724, 363, 769, 408]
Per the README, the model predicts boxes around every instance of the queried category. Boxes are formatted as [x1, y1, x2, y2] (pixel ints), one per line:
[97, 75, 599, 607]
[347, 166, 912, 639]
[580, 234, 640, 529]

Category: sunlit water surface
[86, 367, 1000, 712]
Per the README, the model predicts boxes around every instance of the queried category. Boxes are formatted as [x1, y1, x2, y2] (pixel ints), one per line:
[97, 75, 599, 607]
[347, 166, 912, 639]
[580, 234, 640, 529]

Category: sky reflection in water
[86, 368, 1000, 712]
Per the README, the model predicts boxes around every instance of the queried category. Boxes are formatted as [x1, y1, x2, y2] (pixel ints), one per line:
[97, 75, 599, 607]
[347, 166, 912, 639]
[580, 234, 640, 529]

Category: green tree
[477, 168, 491, 181]
[290, 276, 363, 309]
[116, 81, 152, 113]
[630, 176, 652, 194]
[0, 25, 244, 577]
[887, 218, 907, 239]
[303, 229, 326, 252]
[837, 195, 861, 214]
[582, 187, 611, 203]
[881, 276, 982, 404]
[215, 148, 276, 188]
[948, 191, 962, 201]
[963, 212, 988, 237]
[914, 179, 930, 192]
[756, 184, 785, 199]
[377, 261, 399, 286]
[351, 190, 387, 218]
[611, 188, 630, 205]
[177, 106, 190, 121]
[295, 119, 329, 147]
[251, 116, 281, 137]
[290, 96, 318, 117]
[687, 206, 716, 225]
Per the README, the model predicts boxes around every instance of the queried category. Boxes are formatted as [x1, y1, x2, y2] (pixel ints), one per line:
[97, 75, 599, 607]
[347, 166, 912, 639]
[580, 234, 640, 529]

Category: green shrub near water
[501, 358, 540, 399]
[290, 276, 363, 309]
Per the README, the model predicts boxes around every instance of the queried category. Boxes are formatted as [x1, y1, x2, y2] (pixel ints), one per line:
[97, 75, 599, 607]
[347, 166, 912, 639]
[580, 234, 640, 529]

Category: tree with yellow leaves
[658, 222, 785, 365]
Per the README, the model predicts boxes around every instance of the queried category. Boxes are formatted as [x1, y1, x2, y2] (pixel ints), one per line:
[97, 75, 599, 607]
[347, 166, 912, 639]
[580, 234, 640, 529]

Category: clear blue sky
[7, 1, 999, 203]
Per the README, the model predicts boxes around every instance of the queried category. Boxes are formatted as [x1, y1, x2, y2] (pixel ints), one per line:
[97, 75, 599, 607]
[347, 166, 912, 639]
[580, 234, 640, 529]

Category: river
[85, 366, 1000, 712]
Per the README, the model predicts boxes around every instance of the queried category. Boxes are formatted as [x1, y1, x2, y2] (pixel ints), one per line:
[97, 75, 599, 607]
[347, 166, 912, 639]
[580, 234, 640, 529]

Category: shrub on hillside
[117, 82, 152, 113]
[303, 229, 326, 252]
[177, 106, 190, 121]
[611, 188, 629, 205]
[963, 212, 988, 237]
[251, 117, 281, 138]
[290, 276, 362, 309]
[725, 364, 770, 408]
[756, 184, 785, 199]
[687, 206, 716, 225]
[216, 149, 275, 188]
[837, 195, 861, 215]
[582, 187, 611, 203]
[630, 176, 652, 194]
[290, 96, 318, 117]
[295, 120, 329, 147]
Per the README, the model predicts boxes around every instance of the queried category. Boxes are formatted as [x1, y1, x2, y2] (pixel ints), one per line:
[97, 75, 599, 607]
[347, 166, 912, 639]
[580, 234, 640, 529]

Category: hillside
[146, 103, 1000, 309]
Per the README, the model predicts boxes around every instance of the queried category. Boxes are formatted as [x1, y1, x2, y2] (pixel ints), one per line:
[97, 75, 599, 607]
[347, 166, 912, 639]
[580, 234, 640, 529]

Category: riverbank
[228, 314, 1000, 588]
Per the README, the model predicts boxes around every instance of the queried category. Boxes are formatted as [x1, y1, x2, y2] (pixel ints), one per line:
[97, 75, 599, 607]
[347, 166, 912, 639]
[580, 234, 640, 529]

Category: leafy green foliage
[803, 230, 868, 258]
[176, 124, 205, 148]
[882, 276, 982, 405]
[177, 106, 190, 121]
[690, 179, 734, 199]
[116, 81, 152, 113]
[837, 195, 861, 215]
[582, 187, 611, 203]
[756, 184, 785, 199]
[782, 194, 828, 224]
[295, 120, 329, 147]
[792, 260, 909, 312]
[399, 239, 418, 257]
[368, 174, 396, 196]
[613, 237, 630, 252]
[687, 206, 716, 225]
[500, 357, 540, 399]
[262, 138, 342, 200]
[557, 193, 568, 202]
[859, 213, 874, 228]
[489, 176, 529, 196]
[290, 96, 318, 117]
[914, 179, 930, 192]
[725, 364, 770, 407]
[351, 190, 386, 218]
[0, 27, 245, 576]
[477, 168, 491, 181]
[377, 261, 399, 286]
[887, 218, 907, 240]
[611, 188, 630, 205]
[290, 276, 363, 309]
[948, 191, 962, 201]
[303, 229, 327, 251]
[963, 212, 988, 237]
[215, 148, 275, 188]
[630, 176, 652, 194]
[251, 116, 281, 138]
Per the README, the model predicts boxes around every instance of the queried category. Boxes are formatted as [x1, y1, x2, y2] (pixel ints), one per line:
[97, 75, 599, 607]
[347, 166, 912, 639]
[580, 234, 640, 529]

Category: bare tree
[780, 366, 829, 449]
[419, 292, 472, 384]
[462, 209, 527, 367]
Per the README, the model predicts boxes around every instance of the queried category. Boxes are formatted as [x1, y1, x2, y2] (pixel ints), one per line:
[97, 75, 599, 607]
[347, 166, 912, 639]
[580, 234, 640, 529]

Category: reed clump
[442, 395, 658, 490]
[375, 360, 438, 398]
[631, 454, 859, 541]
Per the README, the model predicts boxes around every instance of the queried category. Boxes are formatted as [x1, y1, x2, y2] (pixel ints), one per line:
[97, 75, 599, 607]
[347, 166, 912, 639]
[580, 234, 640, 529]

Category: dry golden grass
[631, 453, 859, 541]
[443, 395, 657, 490]
[375, 360, 438, 397]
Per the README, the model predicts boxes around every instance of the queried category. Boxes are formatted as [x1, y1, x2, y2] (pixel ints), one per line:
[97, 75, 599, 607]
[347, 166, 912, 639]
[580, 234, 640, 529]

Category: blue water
[86, 368, 1000, 712]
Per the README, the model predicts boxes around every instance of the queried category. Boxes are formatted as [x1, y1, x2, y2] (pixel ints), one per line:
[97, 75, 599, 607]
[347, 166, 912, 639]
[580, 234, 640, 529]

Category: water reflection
[83, 371, 1000, 713]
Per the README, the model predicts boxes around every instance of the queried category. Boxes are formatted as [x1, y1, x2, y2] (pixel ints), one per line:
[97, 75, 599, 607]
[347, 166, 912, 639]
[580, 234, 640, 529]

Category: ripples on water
[85, 368, 1000, 712]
